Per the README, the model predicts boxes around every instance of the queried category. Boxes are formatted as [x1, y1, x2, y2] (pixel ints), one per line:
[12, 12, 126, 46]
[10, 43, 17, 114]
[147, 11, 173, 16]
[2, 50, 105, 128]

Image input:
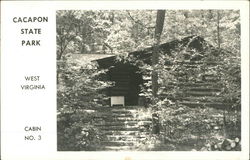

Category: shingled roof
[95, 35, 212, 68]
[66, 35, 212, 68]
[66, 53, 114, 69]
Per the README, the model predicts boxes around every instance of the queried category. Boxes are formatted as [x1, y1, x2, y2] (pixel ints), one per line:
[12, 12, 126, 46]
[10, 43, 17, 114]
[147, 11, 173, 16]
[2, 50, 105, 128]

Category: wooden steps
[89, 106, 152, 151]
[106, 135, 146, 141]
[104, 146, 133, 151]
[101, 141, 134, 146]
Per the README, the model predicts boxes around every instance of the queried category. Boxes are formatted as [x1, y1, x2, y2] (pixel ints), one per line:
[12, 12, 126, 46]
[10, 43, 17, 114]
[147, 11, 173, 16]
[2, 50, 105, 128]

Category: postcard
[1, 1, 249, 160]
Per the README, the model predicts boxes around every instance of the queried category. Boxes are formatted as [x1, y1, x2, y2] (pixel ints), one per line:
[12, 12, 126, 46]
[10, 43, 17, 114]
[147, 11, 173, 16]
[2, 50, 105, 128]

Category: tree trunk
[217, 11, 221, 49]
[217, 10, 228, 138]
[152, 10, 166, 98]
[151, 10, 165, 134]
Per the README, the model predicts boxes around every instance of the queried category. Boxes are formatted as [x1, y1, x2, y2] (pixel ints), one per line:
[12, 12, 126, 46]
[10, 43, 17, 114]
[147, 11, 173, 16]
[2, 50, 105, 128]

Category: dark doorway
[108, 63, 143, 106]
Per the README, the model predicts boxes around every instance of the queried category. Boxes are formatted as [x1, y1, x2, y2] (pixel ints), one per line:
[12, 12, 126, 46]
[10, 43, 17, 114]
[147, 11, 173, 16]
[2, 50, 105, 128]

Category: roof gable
[96, 35, 212, 67]
[66, 35, 216, 69]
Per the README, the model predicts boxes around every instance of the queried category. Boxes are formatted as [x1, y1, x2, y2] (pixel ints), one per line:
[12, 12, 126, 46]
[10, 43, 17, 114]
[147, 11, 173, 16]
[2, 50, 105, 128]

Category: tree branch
[103, 42, 113, 54]
[126, 11, 155, 30]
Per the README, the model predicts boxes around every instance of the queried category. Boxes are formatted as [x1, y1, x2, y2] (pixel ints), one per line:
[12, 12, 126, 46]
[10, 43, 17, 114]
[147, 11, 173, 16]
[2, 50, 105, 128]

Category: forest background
[56, 10, 241, 151]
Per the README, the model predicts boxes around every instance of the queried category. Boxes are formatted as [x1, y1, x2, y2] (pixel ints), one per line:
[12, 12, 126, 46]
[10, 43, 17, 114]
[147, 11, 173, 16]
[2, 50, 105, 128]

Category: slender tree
[217, 10, 221, 49]
[152, 10, 166, 98]
[152, 10, 166, 134]
[216, 10, 228, 139]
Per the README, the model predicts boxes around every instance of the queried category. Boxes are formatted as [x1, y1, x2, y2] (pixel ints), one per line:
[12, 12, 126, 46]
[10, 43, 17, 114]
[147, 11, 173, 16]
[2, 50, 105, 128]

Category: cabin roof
[95, 35, 212, 67]
[68, 54, 115, 63]
[67, 35, 212, 68]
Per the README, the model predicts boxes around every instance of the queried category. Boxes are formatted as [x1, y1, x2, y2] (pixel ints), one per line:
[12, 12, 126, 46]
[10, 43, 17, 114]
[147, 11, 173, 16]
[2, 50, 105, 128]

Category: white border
[1, 1, 249, 160]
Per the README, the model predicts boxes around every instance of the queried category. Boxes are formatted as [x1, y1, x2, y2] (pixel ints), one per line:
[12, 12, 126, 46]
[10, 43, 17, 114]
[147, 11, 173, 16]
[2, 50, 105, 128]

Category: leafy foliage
[128, 35, 240, 150]
[57, 55, 112, 151]
[57, 10, 241, 151]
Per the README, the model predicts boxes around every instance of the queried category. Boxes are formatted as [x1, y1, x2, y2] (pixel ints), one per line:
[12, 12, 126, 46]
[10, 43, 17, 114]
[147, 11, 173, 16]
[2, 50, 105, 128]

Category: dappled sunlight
[57, 10, 241, 151]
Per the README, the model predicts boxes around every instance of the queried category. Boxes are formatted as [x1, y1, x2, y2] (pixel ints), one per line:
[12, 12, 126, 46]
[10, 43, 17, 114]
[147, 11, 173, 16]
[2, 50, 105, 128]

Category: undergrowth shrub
[57, 56, 111, 151]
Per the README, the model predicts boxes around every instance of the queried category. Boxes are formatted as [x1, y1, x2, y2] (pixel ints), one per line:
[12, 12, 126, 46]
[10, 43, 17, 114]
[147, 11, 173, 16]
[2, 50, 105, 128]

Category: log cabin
[69, 35, 238, 109]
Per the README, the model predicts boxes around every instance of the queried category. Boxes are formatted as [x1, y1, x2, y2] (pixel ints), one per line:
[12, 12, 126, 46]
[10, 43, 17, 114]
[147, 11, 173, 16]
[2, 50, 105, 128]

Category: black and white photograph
[56, 10, 241, 151]
[1, 1, 249, 159]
